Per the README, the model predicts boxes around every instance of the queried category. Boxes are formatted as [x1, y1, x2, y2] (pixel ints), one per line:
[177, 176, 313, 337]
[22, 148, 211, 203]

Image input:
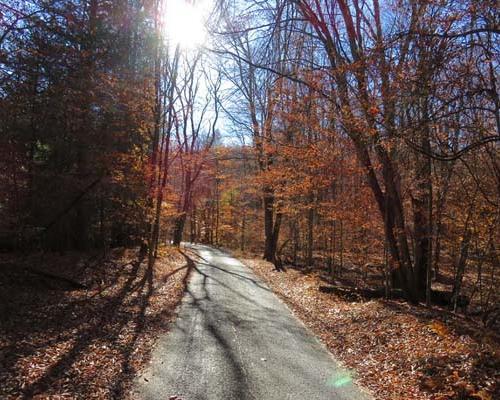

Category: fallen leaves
[429, 321, 450, 338]
[0, 246, 189, 399]
[244, 258, 499, 400]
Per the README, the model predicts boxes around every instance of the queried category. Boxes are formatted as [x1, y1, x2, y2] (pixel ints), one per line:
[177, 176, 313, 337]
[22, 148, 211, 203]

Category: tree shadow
[415, 352, 499, 398]
[172, 250, 253, 399]
[0, 248, 189, 399]
[374, 300, 499, 398]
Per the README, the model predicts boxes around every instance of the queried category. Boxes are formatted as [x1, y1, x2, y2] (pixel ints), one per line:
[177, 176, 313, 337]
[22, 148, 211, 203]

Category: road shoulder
[242, 257, 499, 400]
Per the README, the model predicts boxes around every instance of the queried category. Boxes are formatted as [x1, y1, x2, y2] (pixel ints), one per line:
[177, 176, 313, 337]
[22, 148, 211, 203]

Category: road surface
[133, 244, 371, 400]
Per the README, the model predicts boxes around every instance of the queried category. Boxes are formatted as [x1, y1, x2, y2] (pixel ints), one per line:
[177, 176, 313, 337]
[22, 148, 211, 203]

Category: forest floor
[240, 255, 499, 400]
[0, 246, 190, 400]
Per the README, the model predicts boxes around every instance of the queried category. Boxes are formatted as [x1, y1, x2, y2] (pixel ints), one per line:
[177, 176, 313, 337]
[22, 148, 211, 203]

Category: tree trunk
[240, 212, 246, 251]
[172, 213, 187, 246]
[306, 202, 314, 266]
[292, 219, 299, 265]
[190, 206, 196, 243]
[339, 220, 344, 272]
[75, 150, 90, 251]
[452, 229, 472, 311]
[272, 211, 282, 259]
[412, 98, 433, 299]
[354, 141, 419, 302]
[263, 189, 275, 261]
[433, 163, 454, 278]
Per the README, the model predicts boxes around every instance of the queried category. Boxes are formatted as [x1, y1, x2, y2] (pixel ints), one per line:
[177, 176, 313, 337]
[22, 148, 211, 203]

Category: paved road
[133, 244, 371, 400]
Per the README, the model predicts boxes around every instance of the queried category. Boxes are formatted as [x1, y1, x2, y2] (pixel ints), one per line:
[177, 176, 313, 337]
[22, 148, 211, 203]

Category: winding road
[133, 244, 371, 400]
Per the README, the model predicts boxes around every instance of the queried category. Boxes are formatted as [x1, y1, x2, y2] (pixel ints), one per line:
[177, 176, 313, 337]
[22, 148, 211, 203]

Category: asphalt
[132, 244, 372, 400]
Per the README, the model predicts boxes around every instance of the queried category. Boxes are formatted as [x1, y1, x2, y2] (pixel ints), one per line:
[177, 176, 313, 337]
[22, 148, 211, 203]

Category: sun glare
[163, 0, 209, 49]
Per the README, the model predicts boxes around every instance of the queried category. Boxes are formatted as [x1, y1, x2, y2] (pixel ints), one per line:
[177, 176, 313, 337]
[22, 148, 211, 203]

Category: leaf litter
[244, 258, 499, 400]
[0, 246, 190, 399]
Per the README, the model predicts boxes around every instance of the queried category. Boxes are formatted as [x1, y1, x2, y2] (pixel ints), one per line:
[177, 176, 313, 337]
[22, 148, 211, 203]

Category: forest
[0, 0, 499, 399]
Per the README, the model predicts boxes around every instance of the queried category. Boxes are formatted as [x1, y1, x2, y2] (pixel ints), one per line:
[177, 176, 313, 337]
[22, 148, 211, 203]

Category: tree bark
[306, 200, 314, 266]
[452, 229, 472, 311]
[172, 213, 187, 246]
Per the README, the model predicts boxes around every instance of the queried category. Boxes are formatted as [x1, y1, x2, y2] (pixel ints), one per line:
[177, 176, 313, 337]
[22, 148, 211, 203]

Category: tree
[170, 52, 220, 245]
[0, 0, 157, 251]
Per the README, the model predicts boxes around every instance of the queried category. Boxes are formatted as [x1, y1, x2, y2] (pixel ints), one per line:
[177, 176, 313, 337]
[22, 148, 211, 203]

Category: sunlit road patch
[133, 244, 372, 400]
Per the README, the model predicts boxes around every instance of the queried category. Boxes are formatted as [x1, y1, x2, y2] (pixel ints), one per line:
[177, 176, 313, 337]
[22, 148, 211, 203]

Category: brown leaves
[428, 321, 450, 338]
[245, 257, 499, 400]
[0, 247, 189, 399]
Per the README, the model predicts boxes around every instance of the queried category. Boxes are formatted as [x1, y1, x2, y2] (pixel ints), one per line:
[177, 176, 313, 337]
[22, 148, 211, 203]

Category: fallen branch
[319, 285, 405, 300]
[318, 285, 469, 310]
